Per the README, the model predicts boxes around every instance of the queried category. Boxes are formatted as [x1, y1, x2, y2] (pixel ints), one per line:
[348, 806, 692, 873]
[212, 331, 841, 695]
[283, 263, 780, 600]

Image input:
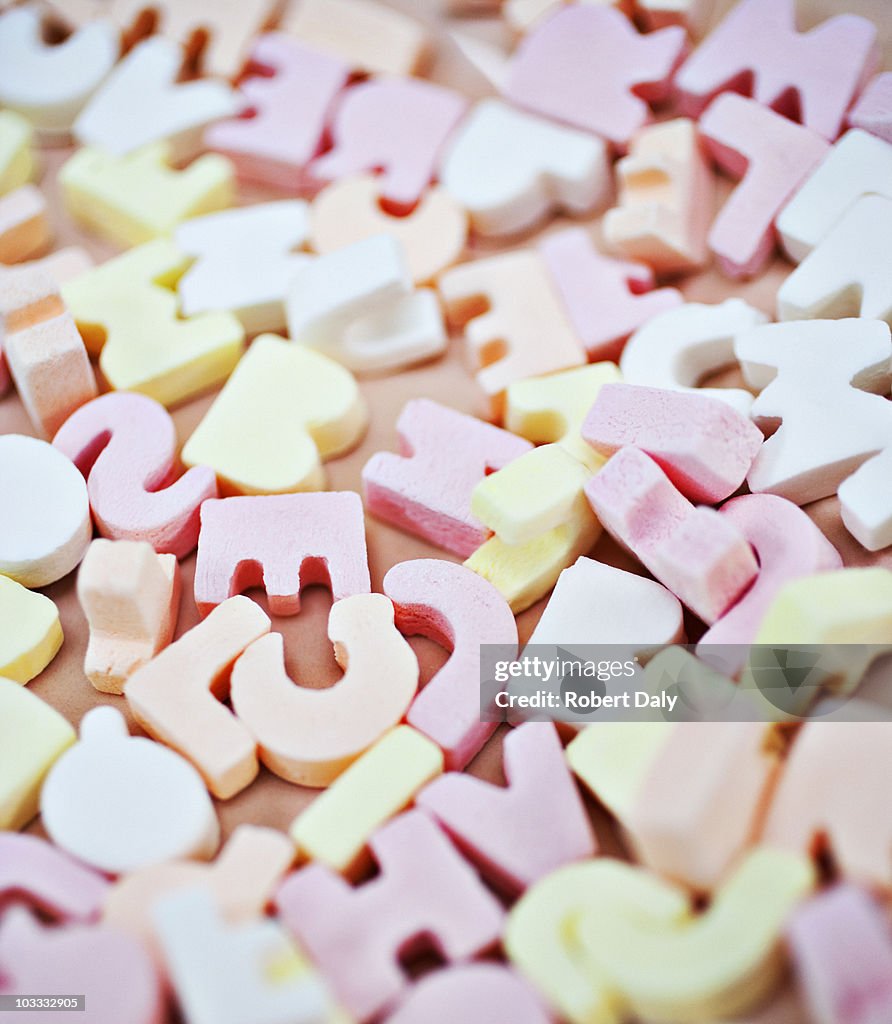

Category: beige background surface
[3, 1, 892, 1021]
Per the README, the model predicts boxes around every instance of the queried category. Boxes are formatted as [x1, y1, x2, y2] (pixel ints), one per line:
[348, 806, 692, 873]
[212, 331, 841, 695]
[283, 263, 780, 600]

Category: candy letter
[467, 443, 601, 613]
[619, 299, 766, 415]
[839, 446, 892, 551]
[78, 539, 180, 695]
[418, 723, 595, 895]
[205, 34, 349, 192]
[620, 721, 781, 890]
[787, 885, 892, 1024]
[383, 558, 519, 770]
[762, 720, 892, 888]
[439, 98, 610, 238]
[125, 597, 270, 799]
[363, 399, 532, 558]
[276, 810, 504, 1021]
[231, 594, 418, 788]
[506, 857, 689, 1024]
[567, 720, 677, 826]
[0, 910, 163, 1024]
[59, 141, 235, 249]
[752, 567, 892, 695]
[0, 184, 51, 264]
[675, 0, 878, 140]
[698, 94, 830, 278]
[505, 6, 685, 145]
[698, 494, 842, 670]
[54, 391, 218, 558]
[848, 72, 892, 146]
[585, 447, 757, 624]
[385, 965, 554, 1024]
[281, 0, 428, 77]
[582, 382, 763, 503]
[604, 118, 713, 274]
[286, 234, 446, 370]
[575, 851, 814, 1020]
[175, 201, 311, 335]
[61, 239, 244, 408]
[154, 886, 333, 1024]
[181, 333, 367, 495]
[0, 833, 109, 922]
[505, 363, 622, 469]
[309, 175, 467, 285]
[539, 228, 682, 363]
[194, 492, 370, 616]
[776, 129, 892, 262]
[0, 266, 97, 439]
[529, 557, 684, 651]
[74, 37, 239, 159]
[110, 0, 282, 79]
[312, 77, 467, 208]
[506, 851, 813, 1023]
[105, 825, 294, 956]
[0, 7, 117, 138]
[439, 250, 586, 415]
[735, 319, 892, 504]
[778, 194, 892, 327]
[0, 109, 34, 194]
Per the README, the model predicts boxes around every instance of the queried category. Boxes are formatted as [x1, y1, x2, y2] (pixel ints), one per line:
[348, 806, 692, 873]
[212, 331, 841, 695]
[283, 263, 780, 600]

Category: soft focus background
[2, 2, 891, 1021]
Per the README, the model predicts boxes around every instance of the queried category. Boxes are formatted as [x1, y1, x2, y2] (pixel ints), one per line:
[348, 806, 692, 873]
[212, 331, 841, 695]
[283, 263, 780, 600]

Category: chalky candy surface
[3, 4, 892, 1024]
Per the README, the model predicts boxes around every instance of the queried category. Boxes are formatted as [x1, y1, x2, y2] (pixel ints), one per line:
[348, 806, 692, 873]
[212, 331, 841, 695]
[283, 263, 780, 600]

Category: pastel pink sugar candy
[385, 965, 555, 1024]
[383, 558, 518, 771]
[194, 492, 370, 617]
[0, 909, 163, 1024]
[0, 833, 110, 923]
[310, 78, 467, 208]
[761, 721, 892, 888]
[699, 94, 830, 279]
[538, 229, 682, 362]
[849, 73, 892, 146]
[276, 809, 504, 1022]
[582, 382, 763, 504]
[504, 5, 686, 145]
[205, 34, 349, 192]
[363, 399, 532, 559]
[416, 723, 595, 896]
[584, 447, 758, 624]
[697, 494, 842, 673]
[787, 885, 892, 1024]
[676, 0, 878, 141]
[53, 392, 218, 559]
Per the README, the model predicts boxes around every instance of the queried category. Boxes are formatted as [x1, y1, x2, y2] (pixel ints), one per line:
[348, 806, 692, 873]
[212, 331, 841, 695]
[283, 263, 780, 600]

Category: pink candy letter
[363, 399, 532, 559]
[417, 723, 595, 895]
[53, 392, 217, 558]
[584, 447, 757, 624]
[276, 810, 504, 1022]
[194, 492, 370, 616]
